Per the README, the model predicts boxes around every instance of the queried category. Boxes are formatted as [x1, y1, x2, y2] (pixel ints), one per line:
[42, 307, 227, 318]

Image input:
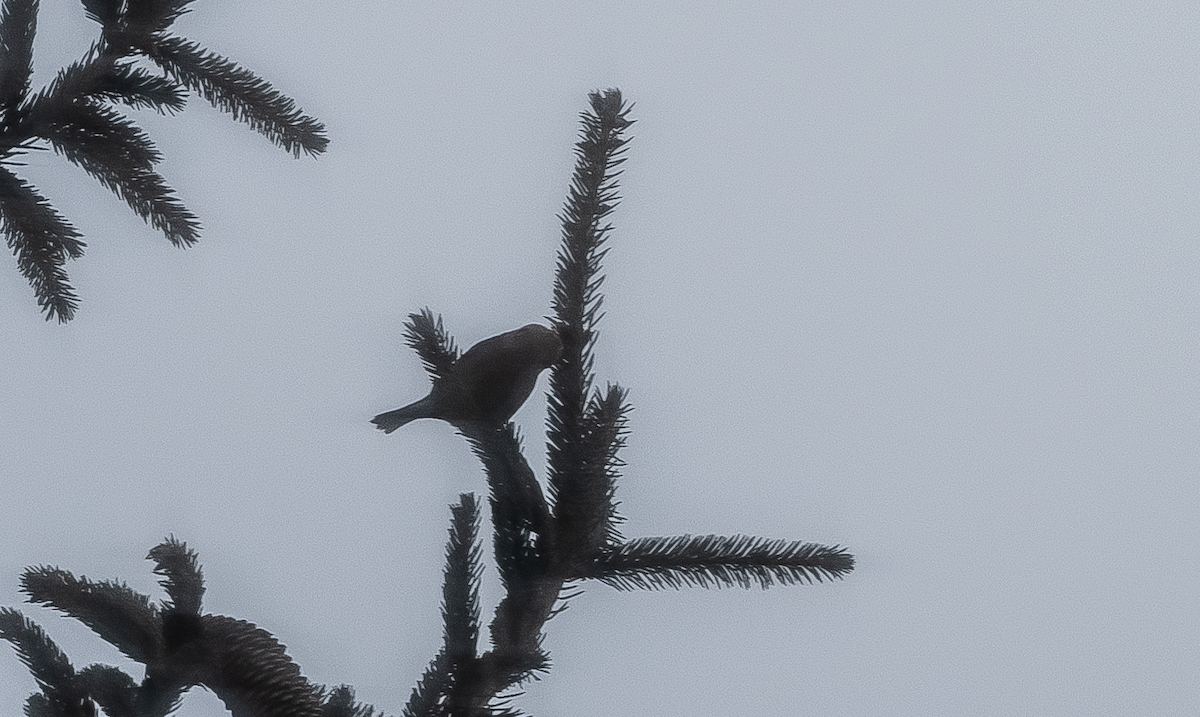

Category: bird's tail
[371, 395, 436, 434]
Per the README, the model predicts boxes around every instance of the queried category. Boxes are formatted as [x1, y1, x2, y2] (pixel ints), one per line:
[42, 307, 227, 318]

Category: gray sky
[3, 2, 1199, 715]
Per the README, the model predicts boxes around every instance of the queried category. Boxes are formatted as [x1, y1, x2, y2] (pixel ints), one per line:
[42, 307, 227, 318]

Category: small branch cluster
[2, 90, 854, 717]
[389, 90, 854, 715]
[0, 0, 327, 322]
[0, 538, 373, 717]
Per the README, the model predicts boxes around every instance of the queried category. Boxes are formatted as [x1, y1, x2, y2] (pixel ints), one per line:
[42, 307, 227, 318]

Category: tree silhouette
[1, 90, 853, 717]
[0, 0, 326, 322]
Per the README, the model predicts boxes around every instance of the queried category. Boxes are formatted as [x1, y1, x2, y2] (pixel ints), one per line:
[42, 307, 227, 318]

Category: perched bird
[372, 323, 563, 433]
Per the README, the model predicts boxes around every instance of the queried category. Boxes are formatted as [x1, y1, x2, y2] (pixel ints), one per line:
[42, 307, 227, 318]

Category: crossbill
[372, 323, 563, 433]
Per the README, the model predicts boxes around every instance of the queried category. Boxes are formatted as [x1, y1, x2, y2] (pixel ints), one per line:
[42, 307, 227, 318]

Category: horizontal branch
[585, 533, 855, 590]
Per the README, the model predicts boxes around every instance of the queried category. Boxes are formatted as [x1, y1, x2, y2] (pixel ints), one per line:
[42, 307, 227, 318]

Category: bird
[372, 323, 563, 433]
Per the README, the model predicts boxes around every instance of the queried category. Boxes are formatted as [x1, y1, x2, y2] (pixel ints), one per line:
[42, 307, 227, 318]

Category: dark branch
[148, 537, 205, 616]
[0, 166, 84, 321]
[551, 382, 630, 560]
[443, 493, 483, 662]
[586, 534, 856, 590]
[2, 1, 326, 319]
[404, 308, 460, 383]
[547, 88, 634, 538]
[323, 685, 379, 717]
[199, 615, 324, 717]
[0, 0, 36, 134]
[455, 422, 557, 712]
[80, 0, 120, 27]
[461, 423, 552, 595]
[0, 608, 76, 699]
[121, 0, 196, 35]
[149, 35, 328, 157]
[76, 664, 145, 717]
[400, 649, 452, 717]
[95, 61, 187, 113]
[31, 94, 201, 247]
[21, 567, 161, 664]
[0, 608, 96, 717]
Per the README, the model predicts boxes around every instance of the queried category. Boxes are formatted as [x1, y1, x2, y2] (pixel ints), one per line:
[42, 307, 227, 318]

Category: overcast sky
[3, 2, 1199, 715]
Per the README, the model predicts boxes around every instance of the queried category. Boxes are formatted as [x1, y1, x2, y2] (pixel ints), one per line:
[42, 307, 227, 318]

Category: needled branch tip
[2, 0, 326, 320]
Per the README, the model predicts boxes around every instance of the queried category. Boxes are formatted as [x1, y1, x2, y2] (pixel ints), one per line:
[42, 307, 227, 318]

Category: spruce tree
[2, 90, 854, 717]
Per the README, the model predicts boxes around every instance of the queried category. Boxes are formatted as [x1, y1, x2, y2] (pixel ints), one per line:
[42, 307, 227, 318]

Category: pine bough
[2, 90, 854, 717]
[0, 0, 327, 322]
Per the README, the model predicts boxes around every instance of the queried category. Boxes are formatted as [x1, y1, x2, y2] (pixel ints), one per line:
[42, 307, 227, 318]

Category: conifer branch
[0, 608, 77, 701]
[31, 51, 182, 117]
[586, 534, 856, 590]
[0, 1, 325, 320]
[149, 35, 328, 158]
[2, 90, 857, 717]
[452, 422, 557, 712]
[405, 308, 461, 383]
[439, 493, 517, 717]
[460, 424, 556, 661]
[443, 493, 483, 662]
[95, 61, 187, 113]
[120, 0, 196, 36]
[33, 96, 201, 247]
[402, 649, 453, 717]
[546, 88, 633, 540]
[552, 382, 630, 560]
[0, 0, 36, 135]
[21, 567, 161, 664]
[80, 0, 120, 28]
[0, 607, 97, 717]
[147, 537, 204, 616]
[34, 91, 161, 167]
[198, 615, 324, 717]
[10, 542, 330, 717]
[75, 664, 142, 717]
[0, 166, 84, 321]
[53, 147, 200, 248]
[323, 685, 379, 717]
[462, 423, 552, 592]
[148, 538, 205, 660]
